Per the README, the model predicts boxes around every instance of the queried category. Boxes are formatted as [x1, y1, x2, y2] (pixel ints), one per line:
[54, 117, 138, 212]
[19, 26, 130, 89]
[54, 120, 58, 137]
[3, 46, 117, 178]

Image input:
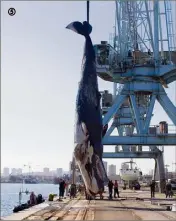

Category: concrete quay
[1, 190, 176, 220]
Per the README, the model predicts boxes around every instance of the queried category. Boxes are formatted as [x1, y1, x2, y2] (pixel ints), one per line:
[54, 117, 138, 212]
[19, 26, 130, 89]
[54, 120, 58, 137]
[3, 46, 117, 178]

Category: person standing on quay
[114, 180, 120, 198]
[150, 180, 156, 198]
[108, 180, 114, 199]
[65, 181, 69, 197]
[59, 179, 65, 199]
[165, 180, 172, 198]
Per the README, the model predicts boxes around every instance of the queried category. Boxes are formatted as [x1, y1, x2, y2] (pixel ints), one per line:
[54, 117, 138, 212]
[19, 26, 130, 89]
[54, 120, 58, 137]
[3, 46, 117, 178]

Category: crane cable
[87, 1, 89, 23]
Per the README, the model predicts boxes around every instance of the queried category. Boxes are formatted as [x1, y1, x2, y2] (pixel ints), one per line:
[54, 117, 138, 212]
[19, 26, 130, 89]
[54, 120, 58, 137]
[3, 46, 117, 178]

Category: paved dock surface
[2, 190, 176, 220]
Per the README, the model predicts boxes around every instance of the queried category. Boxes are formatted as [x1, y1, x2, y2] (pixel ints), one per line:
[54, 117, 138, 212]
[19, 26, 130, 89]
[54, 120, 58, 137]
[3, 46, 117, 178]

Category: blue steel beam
[127, 81, 159, 93]
[103, 152, 159, 159]
[113, 117, 134, 125]
[116, 118, 133, 125]
[145, 0, 154, 51]
[117, 125, 123, 136]
[112, 66, 176, 83]
[105, 124, 116, 136]
[130, 95, 143, 134]
[103, 94, 127, 125]
[103, 134, 176, 145]
[154, 0, 159, 69]
[143, 95, 156, 133]
[161, 67, 176, 84]
[157, 94, 176, 125]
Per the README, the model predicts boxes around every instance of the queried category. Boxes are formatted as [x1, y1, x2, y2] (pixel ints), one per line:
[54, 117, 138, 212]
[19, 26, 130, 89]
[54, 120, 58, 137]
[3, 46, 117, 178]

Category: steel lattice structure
[93, 0, 176, 192]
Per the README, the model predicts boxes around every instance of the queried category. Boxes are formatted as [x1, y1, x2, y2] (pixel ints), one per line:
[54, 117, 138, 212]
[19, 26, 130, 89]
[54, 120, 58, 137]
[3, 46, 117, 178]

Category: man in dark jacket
[108, 180, 114, 199]
[150, 180, 156, 198]
[165, 181, 172, 198]
[59, 179, 65, 199]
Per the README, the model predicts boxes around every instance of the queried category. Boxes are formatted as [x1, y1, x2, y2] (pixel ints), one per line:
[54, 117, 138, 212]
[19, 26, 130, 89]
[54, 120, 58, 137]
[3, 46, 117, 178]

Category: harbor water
[1, 183, 59, 217]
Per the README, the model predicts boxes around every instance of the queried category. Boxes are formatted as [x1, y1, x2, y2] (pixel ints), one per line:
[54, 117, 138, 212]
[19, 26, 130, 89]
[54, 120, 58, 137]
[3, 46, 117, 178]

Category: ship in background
[120, 159, 142, 190]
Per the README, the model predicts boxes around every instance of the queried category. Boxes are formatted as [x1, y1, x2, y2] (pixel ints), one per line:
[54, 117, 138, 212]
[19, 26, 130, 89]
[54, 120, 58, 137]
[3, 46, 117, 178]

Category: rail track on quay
[23, 195, 93, 220]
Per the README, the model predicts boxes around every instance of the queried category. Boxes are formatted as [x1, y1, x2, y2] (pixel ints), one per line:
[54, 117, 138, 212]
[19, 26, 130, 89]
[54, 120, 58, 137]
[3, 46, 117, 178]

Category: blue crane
[93, 0, 176, 192]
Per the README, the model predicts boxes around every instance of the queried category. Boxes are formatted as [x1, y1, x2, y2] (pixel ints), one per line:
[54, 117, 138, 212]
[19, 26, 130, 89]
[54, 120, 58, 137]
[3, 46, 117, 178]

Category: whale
[66, 21, 108, 197]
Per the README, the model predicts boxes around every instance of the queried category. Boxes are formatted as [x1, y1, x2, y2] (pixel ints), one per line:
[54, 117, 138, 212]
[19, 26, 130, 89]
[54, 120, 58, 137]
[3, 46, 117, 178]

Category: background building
[108, 164, 116, 176]
[103, 161, 108, 174]
[3, 167, 10, 177]
[11, 168, 18, 175]
[16, 168, 22, 175]
[43, 167, 50, 176]
[56, 168, 63, 177]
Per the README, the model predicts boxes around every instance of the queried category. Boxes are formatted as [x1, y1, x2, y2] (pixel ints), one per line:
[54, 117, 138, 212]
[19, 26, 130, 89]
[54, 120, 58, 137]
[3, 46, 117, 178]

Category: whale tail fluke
[66, 21, 92, 37]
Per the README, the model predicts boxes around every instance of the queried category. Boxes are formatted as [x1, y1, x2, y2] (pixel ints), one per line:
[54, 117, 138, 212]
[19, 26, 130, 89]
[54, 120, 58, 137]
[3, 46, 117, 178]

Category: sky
[1, 1, 176, 174]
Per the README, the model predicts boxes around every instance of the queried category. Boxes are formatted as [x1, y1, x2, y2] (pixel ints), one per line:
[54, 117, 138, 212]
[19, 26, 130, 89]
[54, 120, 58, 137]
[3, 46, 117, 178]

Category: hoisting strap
[87, 1, 89, 23]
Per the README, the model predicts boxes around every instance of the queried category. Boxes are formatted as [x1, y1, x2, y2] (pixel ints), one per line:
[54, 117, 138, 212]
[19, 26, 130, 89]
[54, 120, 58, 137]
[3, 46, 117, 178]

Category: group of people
[59, 179, 69, 199]
[165, 180, 174, 198]
[108, 180, 120, 199]
[150, 180, 174, 198]
[28, 192, 44, 206]
[58, 178, 174, 200]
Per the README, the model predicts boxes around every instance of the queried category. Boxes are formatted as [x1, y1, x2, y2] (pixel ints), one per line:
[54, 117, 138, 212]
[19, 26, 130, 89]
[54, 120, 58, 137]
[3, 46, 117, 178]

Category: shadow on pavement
[110, 206, 166, 211]
[121, 196, 176, 201]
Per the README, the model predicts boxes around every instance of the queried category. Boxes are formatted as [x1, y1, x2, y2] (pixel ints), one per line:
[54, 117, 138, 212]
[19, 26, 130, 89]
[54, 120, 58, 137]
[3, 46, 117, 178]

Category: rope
[87, 1, 89, 23]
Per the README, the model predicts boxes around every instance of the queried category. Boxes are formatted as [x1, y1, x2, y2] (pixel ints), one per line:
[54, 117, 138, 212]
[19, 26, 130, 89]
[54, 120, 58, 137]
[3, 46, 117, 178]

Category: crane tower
[93, 0, 176, 192]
